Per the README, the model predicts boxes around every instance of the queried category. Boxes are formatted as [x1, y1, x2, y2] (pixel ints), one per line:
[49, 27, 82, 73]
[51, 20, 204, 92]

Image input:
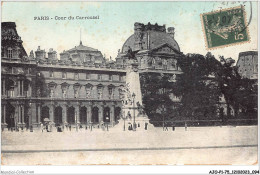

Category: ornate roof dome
[121, 22, 180, 53]
[67, 41, 98, 52]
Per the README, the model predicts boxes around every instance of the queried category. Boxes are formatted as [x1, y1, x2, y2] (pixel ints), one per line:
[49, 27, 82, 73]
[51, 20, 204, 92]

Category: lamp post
[132, 93, 136, 131]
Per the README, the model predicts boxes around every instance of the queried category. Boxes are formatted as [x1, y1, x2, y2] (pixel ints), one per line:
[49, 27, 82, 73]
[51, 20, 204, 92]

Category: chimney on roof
[167, 27, 175, 38]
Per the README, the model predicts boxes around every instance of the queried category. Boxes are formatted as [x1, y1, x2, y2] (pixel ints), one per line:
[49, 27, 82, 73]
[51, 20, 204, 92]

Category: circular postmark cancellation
[200, 5, 250, 49]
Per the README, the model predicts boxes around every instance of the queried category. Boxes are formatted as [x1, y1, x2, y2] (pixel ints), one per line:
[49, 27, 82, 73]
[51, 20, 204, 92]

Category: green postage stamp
[201, 6, 250, 49]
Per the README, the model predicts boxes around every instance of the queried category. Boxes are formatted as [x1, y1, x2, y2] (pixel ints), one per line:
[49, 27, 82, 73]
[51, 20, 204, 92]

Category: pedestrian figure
[130, 124, 133, 130]
[165, 123, 168, 131]
[138, 123, 140, 127]
[69, 124, 71, 131]
[185, 122, 187, 131]
[172, 125, 175, 131]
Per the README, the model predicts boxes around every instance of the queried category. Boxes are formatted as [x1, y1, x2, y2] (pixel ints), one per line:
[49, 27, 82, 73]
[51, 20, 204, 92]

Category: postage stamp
[201, 6, 250, 49]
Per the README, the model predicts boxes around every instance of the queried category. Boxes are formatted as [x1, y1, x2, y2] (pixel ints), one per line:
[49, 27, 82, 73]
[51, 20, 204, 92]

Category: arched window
[7, 48, 13, 58]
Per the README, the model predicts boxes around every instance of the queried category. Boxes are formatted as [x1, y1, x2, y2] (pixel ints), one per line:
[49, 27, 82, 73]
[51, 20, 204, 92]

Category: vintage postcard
[0, 0, 258, 173]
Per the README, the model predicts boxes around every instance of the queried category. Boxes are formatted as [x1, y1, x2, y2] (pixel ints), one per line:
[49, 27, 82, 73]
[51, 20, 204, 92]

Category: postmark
[201, 6, 250, 49]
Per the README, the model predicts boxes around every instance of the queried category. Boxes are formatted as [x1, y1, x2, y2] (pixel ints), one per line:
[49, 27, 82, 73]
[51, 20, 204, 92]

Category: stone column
[37, 104, 41, 123]
[75, 105, 80, 124]
[21, 105, 25, 124]
[49, 104, 55, 124]
[30, 103, 37, 127]
[87, 105, 92, 123]
[62, 104, 67, 124]
[99, 105, 103, 124]
[1, 103, 7, 130]
[28, 83, 31, 97]
[3, 79, 5, 96]
[21, 80, 24, 96]
[18, 105, 21, 124]
[17, 80, 20, 96]
[2, 104, 6, 124]
[110, 105, 115, 126]
[28, 104, 32, 126]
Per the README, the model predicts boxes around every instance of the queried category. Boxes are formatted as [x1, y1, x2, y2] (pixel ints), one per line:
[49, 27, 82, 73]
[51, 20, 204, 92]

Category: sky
[1, 1, 258, 61]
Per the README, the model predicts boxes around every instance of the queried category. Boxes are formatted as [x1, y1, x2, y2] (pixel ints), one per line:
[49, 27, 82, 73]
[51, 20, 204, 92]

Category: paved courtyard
[1, 125, 258, 165]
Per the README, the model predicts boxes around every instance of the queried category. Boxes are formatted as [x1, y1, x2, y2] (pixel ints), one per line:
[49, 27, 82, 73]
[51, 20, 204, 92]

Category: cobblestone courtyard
[1, 126, 258, 165]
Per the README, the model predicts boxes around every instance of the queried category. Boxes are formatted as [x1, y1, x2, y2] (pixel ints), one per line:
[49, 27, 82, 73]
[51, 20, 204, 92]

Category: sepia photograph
[0, 0, 259, 174]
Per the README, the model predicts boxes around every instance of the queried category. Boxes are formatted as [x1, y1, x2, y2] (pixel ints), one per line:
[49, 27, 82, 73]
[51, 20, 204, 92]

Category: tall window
[7, 48, 13, 58]
[19, 80, 23, 96]
[119, 75, 123, 82]
[62, 72, 66, 79]
[86, 73, 90, 80]
[108, 87, 114, 99]
[50, 71, 54, 77]
[1, 80, 4, 95]
[10, 87, 14, 97]
[98, 74, 102, 80]
[109, 75, 113, 81]
[172, 60, 176, 69]
[97, 86, 103, 99]
[62, 89, 67, 98]
[75, 73, 79, 80]
[85, 84, 93, 98]
[74, 89, 79, 98]
[50, 89, 54, 98]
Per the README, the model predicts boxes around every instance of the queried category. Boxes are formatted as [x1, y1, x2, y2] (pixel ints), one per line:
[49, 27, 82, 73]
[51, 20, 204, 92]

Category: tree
[215, 56, 257, 119]
[173, 53, 221, 121]
[140, 72, 174, 126]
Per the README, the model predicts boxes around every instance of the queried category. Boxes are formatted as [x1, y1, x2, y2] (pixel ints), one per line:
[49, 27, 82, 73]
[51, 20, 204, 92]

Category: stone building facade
[1, 22, 125, 130]
[236, 51, 258, 80]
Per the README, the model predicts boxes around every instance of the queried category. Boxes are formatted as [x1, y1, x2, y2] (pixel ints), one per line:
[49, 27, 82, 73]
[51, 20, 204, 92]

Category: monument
[115, 55, 152, 131]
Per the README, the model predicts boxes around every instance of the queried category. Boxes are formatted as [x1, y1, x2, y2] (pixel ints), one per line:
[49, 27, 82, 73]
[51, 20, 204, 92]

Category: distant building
[236, 51, 258, 80]
[1, 22, 125, 130]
